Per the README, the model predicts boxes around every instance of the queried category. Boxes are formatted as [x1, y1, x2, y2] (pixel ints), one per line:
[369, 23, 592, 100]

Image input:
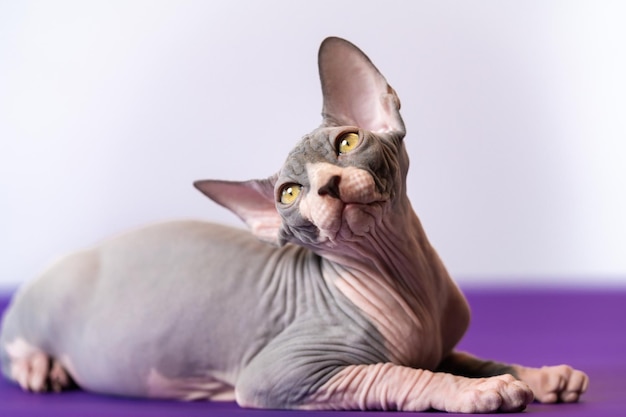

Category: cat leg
[5, 338, 75, 393]
[437, 351, 589, 404]
[302, 363, 533, 412]
[236, 351, 533, 413]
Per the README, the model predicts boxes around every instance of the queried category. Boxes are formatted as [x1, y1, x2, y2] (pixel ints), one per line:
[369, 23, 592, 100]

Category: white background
[1, 1, 625, 291]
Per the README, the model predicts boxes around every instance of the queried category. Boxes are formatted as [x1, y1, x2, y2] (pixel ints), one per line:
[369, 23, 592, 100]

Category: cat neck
[313, 198, 454, 366]
[317, 198, 450, 294]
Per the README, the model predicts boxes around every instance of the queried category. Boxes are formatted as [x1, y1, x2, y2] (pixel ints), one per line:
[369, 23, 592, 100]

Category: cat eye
[336, 132, 360, 154]
[279, 183, 302, 205]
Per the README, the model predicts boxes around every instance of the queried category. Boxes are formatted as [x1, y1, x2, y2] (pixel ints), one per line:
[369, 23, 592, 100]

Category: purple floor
[1, 288, 624, 416]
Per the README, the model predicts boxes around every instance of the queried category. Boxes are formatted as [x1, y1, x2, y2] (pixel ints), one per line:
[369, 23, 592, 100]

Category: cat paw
[513, 364, 589, 403]
[48, 359, 74, 392]
[11, 354, 74, 393]
[444, 374, 534, 413]
[6, 338, 74, 393]
[11, 351, 50, 392]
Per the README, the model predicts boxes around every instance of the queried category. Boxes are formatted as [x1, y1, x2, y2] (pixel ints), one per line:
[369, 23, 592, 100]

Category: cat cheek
[300, 195, 342, 237]
[341, 168, 382, 203]
[312, 202, 342, 234]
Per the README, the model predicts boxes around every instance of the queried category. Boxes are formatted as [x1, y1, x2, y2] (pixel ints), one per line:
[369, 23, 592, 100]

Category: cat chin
[316, 202, 385, 245]
[342, 204, 376, 236]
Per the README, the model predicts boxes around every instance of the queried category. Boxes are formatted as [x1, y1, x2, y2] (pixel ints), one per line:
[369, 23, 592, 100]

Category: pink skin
[0, 37, 590, 413]
[6, 338, 74, 393]
[290, 161, 588, 412]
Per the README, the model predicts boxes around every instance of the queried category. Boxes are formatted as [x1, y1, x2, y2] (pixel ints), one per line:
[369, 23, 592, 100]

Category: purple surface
[1, 288, 625, 416]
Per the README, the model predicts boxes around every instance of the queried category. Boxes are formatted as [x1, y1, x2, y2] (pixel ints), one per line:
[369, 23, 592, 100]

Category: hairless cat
[0, 37, 588, 412]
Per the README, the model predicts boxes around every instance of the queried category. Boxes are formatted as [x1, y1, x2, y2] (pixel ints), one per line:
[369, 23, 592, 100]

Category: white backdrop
[1, 1, 625, 290]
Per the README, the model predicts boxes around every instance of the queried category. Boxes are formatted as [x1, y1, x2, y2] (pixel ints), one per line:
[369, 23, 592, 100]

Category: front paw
[514, 364, 589, 403]
[443, 374, 534, 413]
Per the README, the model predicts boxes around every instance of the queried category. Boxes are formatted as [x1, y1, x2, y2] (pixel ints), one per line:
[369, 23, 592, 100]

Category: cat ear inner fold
[318, 37, 405, 136]
[194, 177, 282, 245]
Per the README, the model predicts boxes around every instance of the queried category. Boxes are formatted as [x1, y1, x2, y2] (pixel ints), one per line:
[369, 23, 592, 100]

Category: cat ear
[194, 176, 282, 245]
[318, 37, 405, 135]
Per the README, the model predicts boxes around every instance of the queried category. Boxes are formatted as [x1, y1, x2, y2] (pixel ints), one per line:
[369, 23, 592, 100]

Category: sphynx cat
[1, 37, 588, 412]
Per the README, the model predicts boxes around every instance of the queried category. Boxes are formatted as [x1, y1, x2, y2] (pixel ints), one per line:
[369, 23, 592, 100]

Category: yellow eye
[337, 132, 359, 154]
[279, 183, 302, 205]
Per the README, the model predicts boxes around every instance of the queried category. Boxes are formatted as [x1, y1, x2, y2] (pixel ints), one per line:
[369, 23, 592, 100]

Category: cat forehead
[279, 126, 357, 177]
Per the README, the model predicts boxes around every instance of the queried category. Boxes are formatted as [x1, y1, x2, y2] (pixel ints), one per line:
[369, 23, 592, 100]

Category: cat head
[195, 37, 409, 252]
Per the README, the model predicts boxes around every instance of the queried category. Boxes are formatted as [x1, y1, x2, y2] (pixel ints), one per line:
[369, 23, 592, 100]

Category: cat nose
[318, 175, 341, 199]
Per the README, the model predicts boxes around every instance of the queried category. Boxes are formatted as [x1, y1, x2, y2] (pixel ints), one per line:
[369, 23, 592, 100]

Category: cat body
[0, 37, 587, 412]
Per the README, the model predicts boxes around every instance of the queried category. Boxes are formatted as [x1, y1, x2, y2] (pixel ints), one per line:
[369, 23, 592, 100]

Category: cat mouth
[344, 201, 385, 231]
[318, 200, 386, 242]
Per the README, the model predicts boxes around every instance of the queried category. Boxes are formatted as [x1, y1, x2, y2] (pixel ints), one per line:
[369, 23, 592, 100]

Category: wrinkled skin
[0, 37, 588, 412]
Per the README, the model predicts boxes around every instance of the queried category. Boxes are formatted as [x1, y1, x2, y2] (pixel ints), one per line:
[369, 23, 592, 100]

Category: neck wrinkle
[317, 202, 451, 366]
[324, 202, 448, 305]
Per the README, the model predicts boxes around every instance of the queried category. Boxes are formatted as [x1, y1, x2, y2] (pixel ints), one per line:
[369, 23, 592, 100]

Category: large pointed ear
[318, 37, 405, 135]
[194, 176, 282, 245]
